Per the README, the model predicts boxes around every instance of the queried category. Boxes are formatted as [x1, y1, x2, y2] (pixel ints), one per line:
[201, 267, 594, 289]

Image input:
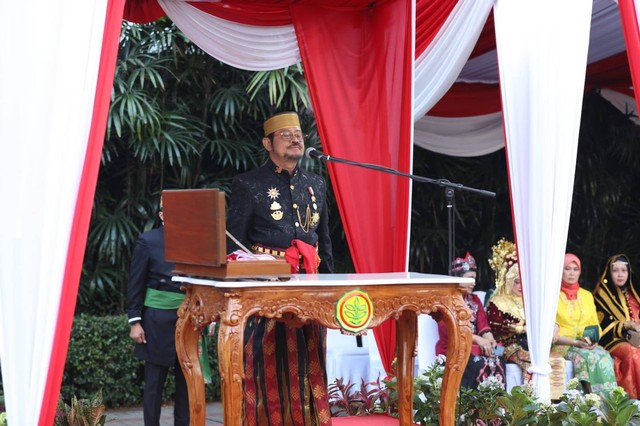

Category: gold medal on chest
[270, 201, 283, 220]
[311, 212, 320, 226]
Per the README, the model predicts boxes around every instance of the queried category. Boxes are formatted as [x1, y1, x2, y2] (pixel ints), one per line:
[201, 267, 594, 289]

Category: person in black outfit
[226, 112, 333, 273]
[125, 205, 189, 426]
[225, 111, 334, 425]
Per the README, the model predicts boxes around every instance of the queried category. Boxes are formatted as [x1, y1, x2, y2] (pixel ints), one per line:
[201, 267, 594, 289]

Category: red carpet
[332, 415, 420, 425]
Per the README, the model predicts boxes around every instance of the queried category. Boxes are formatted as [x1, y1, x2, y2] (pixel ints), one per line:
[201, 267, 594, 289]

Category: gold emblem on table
[336, 289, 373, 333]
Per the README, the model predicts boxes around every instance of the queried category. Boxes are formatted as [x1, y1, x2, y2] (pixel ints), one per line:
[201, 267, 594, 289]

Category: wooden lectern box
[162, 188, 291, 279]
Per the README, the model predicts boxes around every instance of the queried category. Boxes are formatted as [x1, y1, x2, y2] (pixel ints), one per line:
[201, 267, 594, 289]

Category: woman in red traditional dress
[593, 254, 640, 398]
[436, 252, 505, 390]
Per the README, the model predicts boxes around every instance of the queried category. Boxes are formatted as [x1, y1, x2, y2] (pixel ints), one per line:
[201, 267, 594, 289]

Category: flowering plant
[380, 358, 640, 425]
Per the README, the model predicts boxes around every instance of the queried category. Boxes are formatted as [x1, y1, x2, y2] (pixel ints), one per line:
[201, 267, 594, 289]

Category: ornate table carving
[174, 272, 472, 425]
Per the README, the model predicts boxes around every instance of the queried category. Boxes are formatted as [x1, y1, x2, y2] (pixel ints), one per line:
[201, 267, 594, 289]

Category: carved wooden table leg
[176, 301, 207, 425]
[218, 298, 245, 426]
[396, 310, 417, 425]
[438, 293, 472, 426]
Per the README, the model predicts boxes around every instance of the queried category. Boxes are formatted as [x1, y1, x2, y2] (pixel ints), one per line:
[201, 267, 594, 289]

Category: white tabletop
[172, 271, 473, 288]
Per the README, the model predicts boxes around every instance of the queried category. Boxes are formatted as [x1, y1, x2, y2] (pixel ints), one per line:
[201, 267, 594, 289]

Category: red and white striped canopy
[1, 0, 639, 423]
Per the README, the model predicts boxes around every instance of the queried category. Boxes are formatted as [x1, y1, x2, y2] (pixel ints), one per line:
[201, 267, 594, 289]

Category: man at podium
[226, 111, 334, 425]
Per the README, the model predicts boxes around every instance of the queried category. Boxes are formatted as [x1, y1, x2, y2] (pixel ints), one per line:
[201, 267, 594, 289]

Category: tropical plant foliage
[409, 143, 513, 290]
[567, 90, 640, 289]
[79, 20, 342, 314]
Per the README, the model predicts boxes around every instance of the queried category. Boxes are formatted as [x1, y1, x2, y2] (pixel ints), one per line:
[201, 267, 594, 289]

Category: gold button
[293, 203, 298, 208]
[290, 185, 294, 190]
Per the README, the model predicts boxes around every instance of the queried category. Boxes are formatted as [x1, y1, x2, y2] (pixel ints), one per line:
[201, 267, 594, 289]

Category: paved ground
[104, 401, 224, 425]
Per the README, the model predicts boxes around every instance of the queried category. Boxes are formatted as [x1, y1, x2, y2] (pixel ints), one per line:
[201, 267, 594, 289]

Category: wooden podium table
[173, 272, 472, 425]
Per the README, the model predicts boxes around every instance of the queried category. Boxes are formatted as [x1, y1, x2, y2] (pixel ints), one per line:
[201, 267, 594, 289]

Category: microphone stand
[309, 152, 495, 274]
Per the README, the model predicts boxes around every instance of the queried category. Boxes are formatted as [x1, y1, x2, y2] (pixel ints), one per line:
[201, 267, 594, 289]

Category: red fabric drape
[192, 2, 292, 26]
[121, 0, 459, 375]
[431, 53, 634, 119]
[415, 0, 458, 57]
[430, 83, 501, 117]
[123, 0, 164, 23]
[469, 10, 495, 59]
[38, 1, 126, 424]
[123, 0, 456, 59]
[618, 0, 640, 111]
[291, 1, 413, 373]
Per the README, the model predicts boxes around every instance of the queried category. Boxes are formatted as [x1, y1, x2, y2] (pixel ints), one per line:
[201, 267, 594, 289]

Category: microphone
[305, 147, 328, 161]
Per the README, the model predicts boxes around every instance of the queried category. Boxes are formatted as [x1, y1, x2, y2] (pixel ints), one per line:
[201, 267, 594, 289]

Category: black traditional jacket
[226, 158, 333, 273]
[125, 227, 184, 366]
[594, 279, 640, 351]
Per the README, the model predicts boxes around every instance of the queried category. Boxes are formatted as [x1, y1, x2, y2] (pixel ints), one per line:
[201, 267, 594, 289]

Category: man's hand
[130, 323, 146, 344]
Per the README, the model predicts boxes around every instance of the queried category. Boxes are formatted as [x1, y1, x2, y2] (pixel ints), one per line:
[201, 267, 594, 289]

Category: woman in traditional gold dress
[486, 239, 566, 399]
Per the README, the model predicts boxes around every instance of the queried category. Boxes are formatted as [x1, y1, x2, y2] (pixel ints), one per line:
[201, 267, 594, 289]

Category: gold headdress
[488, 238, 517, 296]
[487, 238, 524, 319]
[263, 112, 301, 136]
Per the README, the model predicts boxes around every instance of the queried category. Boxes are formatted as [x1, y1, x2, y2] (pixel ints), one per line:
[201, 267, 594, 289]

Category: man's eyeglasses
[275, 130, 306, 141]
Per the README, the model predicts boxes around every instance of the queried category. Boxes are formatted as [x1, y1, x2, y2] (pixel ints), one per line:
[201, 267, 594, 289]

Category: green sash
[143, 288, 185, 309]
[199, 334, 213, 384]
[144, 288, 212, 382]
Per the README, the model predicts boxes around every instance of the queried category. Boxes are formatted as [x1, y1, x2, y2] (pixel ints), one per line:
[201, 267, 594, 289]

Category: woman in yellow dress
[553, 253, 617, 395]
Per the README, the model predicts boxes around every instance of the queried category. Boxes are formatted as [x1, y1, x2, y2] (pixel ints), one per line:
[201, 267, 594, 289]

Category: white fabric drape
[458, 0, 625, 85]
[413, 0, 493, 121]
[160, 0, 494, 122]
[414, 113, 504, 156]
[0, 0, 109, 423]
[414, 88, 640, 158]
[158, 0, 300, 70]
[495, 0, 593, 401]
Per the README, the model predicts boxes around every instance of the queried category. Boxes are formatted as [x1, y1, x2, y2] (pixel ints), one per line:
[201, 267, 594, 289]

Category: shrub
[60, 314, 220, 407]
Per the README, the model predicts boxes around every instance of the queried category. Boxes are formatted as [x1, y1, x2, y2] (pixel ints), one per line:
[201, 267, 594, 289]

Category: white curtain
[495, 0, 593, 401]
[159, 0, 300, 70]
[457, 0, 625, 85]
[413, 0, 493, 121]
[414, 113, 504, 156]
[160, 0, 494, 121]
[0, 0, 109, 423]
